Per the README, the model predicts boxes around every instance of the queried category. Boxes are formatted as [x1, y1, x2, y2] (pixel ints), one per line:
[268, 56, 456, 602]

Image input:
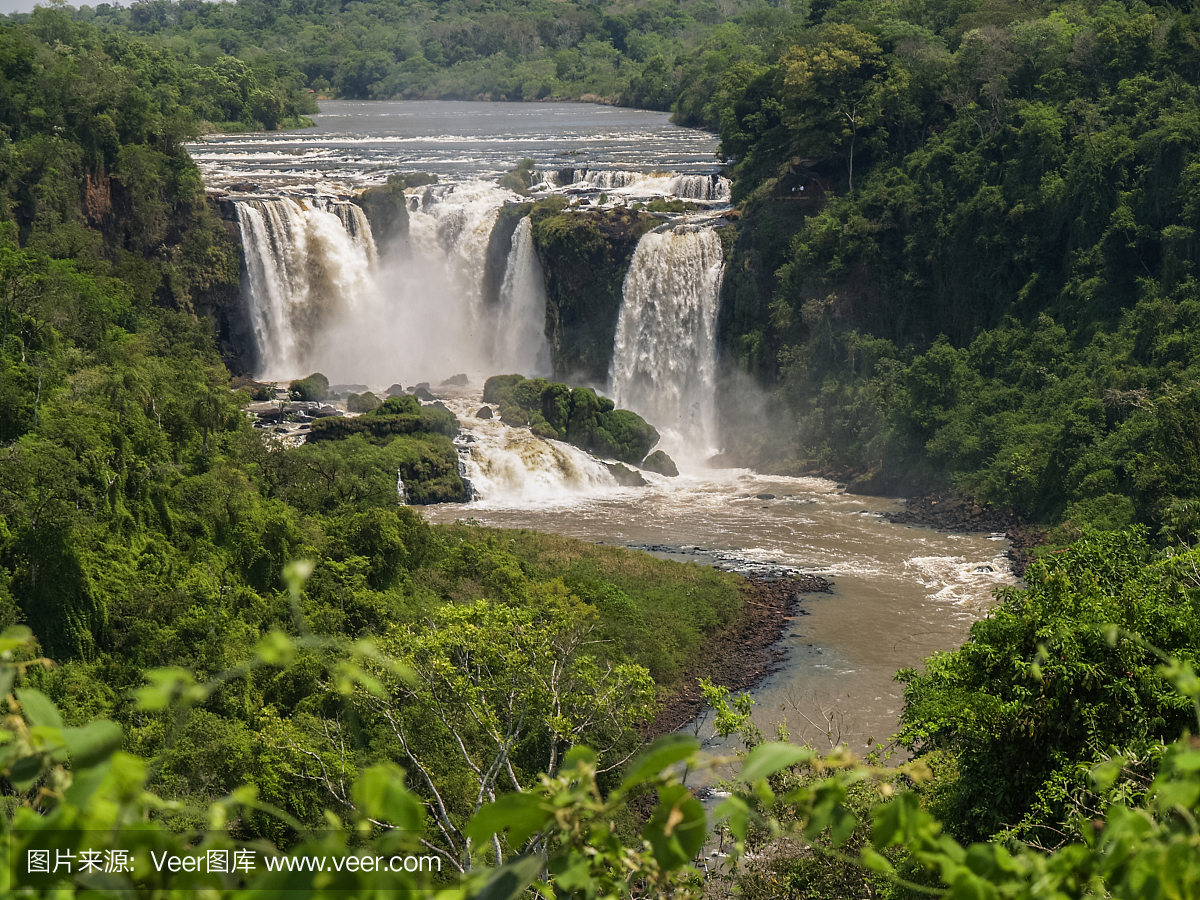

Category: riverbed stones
[606, 462, 647, 487]
[641, 449, 679, 476]
[475, 406, 494, 419]
[441, 373, 469, 386]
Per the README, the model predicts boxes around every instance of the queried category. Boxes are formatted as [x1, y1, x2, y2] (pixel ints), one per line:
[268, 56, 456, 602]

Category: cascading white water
[237, 181, 548, 384]
[237, 198, 378, 381]
[609, 226, 725, 464]
[493, 217, 551, 376]
[670, 175, 732, 202]
[237, 173, 729, 387]
[444, 398, 618, 505]
[331, 202, 378, 263]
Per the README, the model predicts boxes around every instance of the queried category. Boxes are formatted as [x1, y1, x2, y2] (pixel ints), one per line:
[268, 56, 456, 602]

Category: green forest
[3, 0, 1200, 897]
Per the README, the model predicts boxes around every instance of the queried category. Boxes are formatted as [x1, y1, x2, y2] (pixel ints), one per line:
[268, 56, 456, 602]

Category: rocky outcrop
[606, 462, 647, 486]
[482, 203, 533, 306]
[531, 202, 654, 382]
[641, 450, 678, 476]
[354, 180, 409, 248]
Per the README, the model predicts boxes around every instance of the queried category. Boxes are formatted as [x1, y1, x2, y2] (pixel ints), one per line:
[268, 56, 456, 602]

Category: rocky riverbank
[644, 571, 833, 739]
[884, 492, 1045, 578]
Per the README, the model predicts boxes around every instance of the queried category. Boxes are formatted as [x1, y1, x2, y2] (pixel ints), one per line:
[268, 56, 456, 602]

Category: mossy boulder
[481, 374, 658, 464]
[642, 450, 679, 477]
[305, 392, 466, 503]
[290, 372, 330, 402]
[347, 391, 381, 413]
[309, 393, 460, 441]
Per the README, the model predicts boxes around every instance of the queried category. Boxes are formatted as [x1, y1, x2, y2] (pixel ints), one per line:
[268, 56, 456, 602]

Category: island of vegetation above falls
[5, 2, 1200, 899]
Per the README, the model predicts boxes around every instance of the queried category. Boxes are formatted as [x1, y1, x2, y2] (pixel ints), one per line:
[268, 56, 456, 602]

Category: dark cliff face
[197, 196, 257, 377]
[530, 204, 654, 383]
[482, 202, 533, 307]
[354, 183, 410, 250]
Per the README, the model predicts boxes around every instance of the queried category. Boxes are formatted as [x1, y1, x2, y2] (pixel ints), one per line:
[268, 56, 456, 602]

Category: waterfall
[397, 469, 407, 505]
[237, 198, 378, 381]
[670, 175, 732, 202]
[609, 226, 725, 462]
[493, 217, 551, 376]
[331, 202, 378, 263]
[458, 417, 617, 504]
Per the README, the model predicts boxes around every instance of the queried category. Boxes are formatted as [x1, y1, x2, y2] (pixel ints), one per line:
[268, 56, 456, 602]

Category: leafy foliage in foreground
[5, 617, 1200, 900]
[899, 528, 1200, 846]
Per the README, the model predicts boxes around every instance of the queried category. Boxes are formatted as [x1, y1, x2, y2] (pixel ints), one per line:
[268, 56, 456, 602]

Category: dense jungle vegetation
[13, 0, 796, 114]
[700, 0, 1200, 545]
[5, 1, 1200, 899]
[0, 2, 747, 866]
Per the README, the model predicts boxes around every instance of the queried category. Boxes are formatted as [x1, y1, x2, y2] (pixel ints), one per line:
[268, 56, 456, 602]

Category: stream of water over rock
[191, 102, 1015, 754]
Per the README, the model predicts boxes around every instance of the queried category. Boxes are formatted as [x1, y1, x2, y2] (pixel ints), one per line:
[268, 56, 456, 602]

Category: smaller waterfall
[462, 426, 617, 503]
[609, 227, 726, 462]
[574, 170, 641, 190]
[331, 202, 378, 263]
[236, 197, 378, 381]
[397, 469, 407, 505]
[670, 175, 732, 203]
[493, 217, 551, 376]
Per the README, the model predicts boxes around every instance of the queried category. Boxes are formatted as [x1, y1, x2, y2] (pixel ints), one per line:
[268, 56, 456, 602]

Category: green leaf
[738, 742, 811, 783]
[0, 625, 32, 655]
[15, 688, 63, 729]
[62, 720, 123, 769]
[714, 794, 751, 842]
[562, 745, 597, 769]
[861, 847, 895, 874]
[8, 754, 45, 790]
[474, 854, 544, 900]
[352, 764, 423, 831]
[616, 734, 699, 795]
[466, 792, 552, 847]
[643, 783, 706, 871]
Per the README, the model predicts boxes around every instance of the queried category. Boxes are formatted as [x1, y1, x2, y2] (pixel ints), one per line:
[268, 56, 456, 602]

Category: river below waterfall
[423, 392, 1015, 754]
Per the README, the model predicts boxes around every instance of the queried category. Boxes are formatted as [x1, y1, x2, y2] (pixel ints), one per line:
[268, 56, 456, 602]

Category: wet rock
[641, 449, 679, 477]
[229, 182, 260, 193]
[441, 373, 469, 386]
[845, 468, 890, 495]
[385, 384, 406, 396]
[606, 462, 647, 487]
[476, 406, 494, 419]
[755, 493, 776, 500]
[414, 386, 436, 401]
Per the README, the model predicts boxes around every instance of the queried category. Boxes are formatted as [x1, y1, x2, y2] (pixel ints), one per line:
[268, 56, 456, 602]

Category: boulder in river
[385, 384, 406, 396]
[641, 449, 679, 477]
[476, 406, 494, 419]
[606, 462, 647, 487]
[441, 373, 469, 386]
[414, 386, 436, 401]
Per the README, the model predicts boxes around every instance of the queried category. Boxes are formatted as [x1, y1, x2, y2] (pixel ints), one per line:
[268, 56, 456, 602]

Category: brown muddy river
[424, 396, 1015, 754]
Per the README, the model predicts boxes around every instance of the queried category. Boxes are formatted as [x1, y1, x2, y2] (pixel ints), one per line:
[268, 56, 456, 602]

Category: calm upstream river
[190, 102, 1015, 755]
[188, 100, 723, 194]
